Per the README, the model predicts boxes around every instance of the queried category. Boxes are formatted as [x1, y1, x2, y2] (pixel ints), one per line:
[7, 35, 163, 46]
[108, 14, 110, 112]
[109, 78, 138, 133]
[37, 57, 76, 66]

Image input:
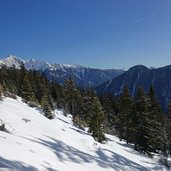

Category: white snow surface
[0, 55, 24, 69]
[0, 97, 168, 171]
[25, 59, 53, 71]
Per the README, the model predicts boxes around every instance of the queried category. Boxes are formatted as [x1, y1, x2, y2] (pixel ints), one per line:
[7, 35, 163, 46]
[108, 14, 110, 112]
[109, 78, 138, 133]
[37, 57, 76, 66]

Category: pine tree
[163, 102, 171, 156]
[134, 87, 150, 153]
[0, 83, 4, 100]
[160, 116, 170, 157]
[18, 62, 27, 96]
[117, 85, 134, 143]
[81, 89, 95, 124]
[88, 95, 106, 143]
[50, 80, 64, 108]
[21, 74, 34, 102]
[63, 78, 81, 115]
[72, 93, 85, 129]
[99, 93, 116, 133]
[147, 85, 163, 152]
[41, 89, 54, 119]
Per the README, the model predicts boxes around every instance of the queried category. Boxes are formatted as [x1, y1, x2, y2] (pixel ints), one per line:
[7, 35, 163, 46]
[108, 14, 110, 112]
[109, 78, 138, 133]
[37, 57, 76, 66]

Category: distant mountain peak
[6, 54, 16, 59]
[5, 54, 24, 61]
[25, 59, 52, 71]
[0, 54, 125, 87]
[129, 65, 149, 70]
[0, 54, 24, 68]
[62, 64, 82, 68]
[149, 66, 156, 70]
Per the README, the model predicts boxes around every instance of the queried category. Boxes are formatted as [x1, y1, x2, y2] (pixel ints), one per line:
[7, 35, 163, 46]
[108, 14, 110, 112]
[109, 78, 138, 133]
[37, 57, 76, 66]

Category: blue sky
[0, 0, 171, 69]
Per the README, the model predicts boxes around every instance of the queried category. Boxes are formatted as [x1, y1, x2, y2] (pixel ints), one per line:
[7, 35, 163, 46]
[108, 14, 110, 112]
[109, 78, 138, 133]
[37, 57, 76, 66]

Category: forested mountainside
[1, 64, 171, 161]
[96, 65, 171, 110]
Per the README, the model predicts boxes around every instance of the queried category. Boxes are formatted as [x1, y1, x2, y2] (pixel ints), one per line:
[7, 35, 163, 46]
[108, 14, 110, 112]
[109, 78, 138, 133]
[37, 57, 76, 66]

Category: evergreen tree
[160, 116, 170, 157]
[99, 93, 116, 133]
[21, 74, 34, 102]
[63, 78, 81, 115]
[0, 83, 4, 100]
[41, 89, 54, 119]
[147, 85, 163, 152]
[88, 95, 106, 143]
[117, 85, 134, 143]
[34, 78, 44, 104]
[163, 102, 171, 156]
[81, 89, 96, 125]
[18, 63, 27, 96]
[50, 80, 64, 108]
[72, 93, 85, 129]
[134, 87, 150, 153]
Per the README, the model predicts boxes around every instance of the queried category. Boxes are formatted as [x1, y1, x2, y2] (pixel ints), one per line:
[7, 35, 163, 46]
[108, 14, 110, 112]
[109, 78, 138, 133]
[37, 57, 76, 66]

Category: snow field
[0, 97, 168, 171]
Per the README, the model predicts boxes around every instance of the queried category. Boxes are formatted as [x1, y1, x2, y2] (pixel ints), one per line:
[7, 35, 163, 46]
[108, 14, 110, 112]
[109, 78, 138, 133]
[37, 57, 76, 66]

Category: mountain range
[1, 55, 171, 110]
[96, 65, 171, 110]
[0, 55, 124, 87]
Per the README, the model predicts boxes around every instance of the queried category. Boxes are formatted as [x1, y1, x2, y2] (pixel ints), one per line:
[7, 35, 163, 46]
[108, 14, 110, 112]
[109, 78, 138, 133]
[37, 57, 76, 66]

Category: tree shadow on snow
[117, 141, 134, 149]
[69, 127, 88, 136]
[55, 116, 70, 125]
[23, 135, 163, 171]
[0, 157, 38, 171]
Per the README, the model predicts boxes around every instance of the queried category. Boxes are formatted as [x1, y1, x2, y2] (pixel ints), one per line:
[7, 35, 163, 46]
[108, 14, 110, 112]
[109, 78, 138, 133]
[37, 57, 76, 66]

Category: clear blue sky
[0, 0, 171, 69]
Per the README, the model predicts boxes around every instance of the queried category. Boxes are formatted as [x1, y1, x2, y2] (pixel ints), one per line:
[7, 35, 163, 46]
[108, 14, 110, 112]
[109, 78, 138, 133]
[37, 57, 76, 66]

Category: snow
[53, 64, 85, 71]
[0, 55, 82, 71]
[0, 97, 168, 171]
[25, 59, 53, 71]
[0, 55, 24, 69]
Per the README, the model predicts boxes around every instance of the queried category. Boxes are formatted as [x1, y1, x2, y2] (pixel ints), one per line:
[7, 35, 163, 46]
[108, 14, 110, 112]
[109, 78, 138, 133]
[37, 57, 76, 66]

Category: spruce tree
[63, 78, 81, 115]
[41, 89, 54, 119]
[147, 85, 163, 152]
[18, 63, 27, 96]
[99, 93, 116, 133]
[134, 87, 150, 153]
[21, 74, 34, 102]
[160, 116, 170, 157]
[72, 94, 85, 129]
[81, 89, 95, 124]
[117, 85, 134, 143]
[0, 83, 3, 100]
[50, 80, 64, 108]
[88, 95, 106, 143]
[163, 102, 171, 156]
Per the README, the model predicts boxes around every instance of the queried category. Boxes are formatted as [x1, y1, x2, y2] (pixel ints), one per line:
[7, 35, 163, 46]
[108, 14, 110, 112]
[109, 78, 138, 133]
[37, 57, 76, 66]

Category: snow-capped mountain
[0, 55, 125, 87]
[0, 96, 167, 171]
[0, 55, 24, 69]
[25, 59, 53, 71]
[0, 55, 53, 71]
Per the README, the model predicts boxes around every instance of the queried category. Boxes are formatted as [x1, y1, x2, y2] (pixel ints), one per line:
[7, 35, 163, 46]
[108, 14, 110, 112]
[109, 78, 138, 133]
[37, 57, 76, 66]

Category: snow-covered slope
[0, 97, 167, 171]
